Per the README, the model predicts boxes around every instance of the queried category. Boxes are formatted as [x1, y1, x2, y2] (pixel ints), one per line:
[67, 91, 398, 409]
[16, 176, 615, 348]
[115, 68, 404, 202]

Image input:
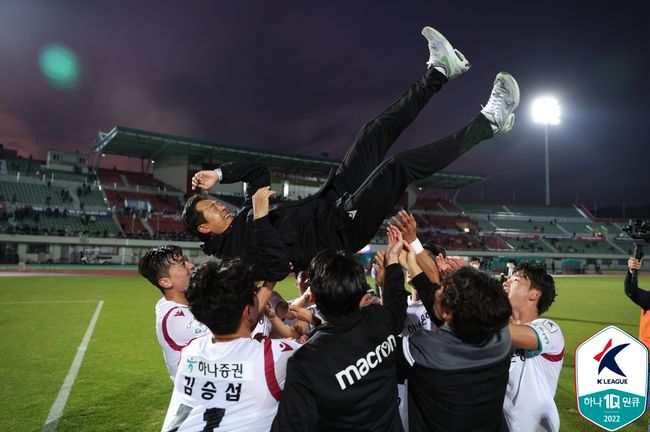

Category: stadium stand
[504, 204, 583, 218]
[0, 128, 639, 269]
[0, 180, 72, 207]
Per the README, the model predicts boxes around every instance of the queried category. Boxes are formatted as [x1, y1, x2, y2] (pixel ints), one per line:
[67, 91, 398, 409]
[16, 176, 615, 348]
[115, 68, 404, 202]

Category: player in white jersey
[139, 245, 209, 379]
[162, 258, 299, 432]
[503, 262, 563, 432]
[155, 298, 210, 378]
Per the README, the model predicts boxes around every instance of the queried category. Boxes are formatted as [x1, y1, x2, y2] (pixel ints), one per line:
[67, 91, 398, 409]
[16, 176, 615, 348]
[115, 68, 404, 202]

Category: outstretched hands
[372, 251, 386, 288]
[385, 225, 404, 266]
[435, 255, 466, 276]
[191, 170, 219, 191]
[391, 210, 417, 243]
[385, 224, 422, 277]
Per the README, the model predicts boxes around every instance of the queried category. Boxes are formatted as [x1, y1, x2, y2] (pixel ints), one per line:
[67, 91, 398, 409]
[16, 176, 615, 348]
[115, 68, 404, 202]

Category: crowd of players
[135, 25, 569, 432]
[138, 209, 564, 431]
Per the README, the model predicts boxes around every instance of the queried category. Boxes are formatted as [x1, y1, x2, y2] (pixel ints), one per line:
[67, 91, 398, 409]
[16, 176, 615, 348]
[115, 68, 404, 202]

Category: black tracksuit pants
[323, 67, 494, 251]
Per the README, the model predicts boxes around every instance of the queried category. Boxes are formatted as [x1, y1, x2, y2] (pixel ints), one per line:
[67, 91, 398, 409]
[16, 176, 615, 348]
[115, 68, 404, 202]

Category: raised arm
[508, 321, 541, 350]
[391, 210, 441, 285]
[383, 225, 408, 334]
[251, 187, 291, 281]
[625, 257, 650, 310]
[192, 161, 271, 204]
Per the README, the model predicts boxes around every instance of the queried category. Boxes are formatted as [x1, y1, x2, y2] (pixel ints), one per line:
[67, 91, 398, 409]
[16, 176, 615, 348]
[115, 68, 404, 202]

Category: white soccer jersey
[156, 298, 209, 379]
[161, 336, 299, 432]
[400, 296, 433, 337]
[251, 314, 272, 341]
[503, 318, 565, 432]
[397, 296, 434, 431]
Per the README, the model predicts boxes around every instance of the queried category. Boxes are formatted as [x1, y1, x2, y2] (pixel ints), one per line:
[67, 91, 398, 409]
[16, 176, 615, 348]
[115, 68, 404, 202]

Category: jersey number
[164, 404, 226, 432]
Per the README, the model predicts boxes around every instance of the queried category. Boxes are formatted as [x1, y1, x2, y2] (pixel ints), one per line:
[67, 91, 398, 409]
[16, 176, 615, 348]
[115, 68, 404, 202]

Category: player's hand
[434, 255, 467, 276]
[385, 225, 404, 266]
[359, 293, 376, 307]
[191, 170, 219, 191]
[373, 251, 386, 288]
[628, 257, 643, 272]
[252, 186, 277, 220]
[398, 243, 422, 277]
[288, 305, 315, 324]
[264, 302, 277, 319]
[391, 210, 418, 243]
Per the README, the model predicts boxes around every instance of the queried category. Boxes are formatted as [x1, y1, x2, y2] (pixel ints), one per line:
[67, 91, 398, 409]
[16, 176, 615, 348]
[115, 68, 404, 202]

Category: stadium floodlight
[532, 97, 561, 205]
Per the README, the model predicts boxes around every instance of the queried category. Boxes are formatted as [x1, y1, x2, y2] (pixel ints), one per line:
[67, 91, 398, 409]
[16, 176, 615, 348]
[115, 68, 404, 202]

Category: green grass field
[1, 273, 648, 431]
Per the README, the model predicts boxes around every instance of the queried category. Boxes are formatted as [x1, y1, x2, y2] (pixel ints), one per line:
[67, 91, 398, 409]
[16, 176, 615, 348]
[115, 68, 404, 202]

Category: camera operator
[624, 256, 650, 430]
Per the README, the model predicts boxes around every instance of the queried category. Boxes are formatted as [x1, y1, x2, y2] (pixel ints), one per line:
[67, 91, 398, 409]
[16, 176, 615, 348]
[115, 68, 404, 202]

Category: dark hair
[309, 249, 369, 319]
[423, 242, 447, 258]
[138, 245, 184, 293]
[441, 267, 512, 344]
[515, 262, 557, 315]
[470, 256, 481, 262]
[507, 259, 517, 265]
[182, 194, 210, 241]
[186, 259, 256, 335]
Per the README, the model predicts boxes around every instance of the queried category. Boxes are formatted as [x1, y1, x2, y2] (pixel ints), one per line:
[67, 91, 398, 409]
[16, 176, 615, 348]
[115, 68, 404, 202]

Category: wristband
[410, 238, 424, 254]
[213, 168, 223, 183]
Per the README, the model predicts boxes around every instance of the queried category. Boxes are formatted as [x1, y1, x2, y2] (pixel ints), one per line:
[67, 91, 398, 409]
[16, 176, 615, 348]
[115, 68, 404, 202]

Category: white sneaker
[481, 72, 520, 134]
[421, 26, 470, 79]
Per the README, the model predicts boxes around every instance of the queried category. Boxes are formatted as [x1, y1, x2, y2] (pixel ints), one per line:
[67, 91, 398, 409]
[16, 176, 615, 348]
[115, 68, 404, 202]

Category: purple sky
[1, 1, 649, 207]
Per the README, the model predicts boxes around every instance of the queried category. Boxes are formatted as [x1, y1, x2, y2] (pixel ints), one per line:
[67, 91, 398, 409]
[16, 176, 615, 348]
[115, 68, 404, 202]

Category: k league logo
[575, 326, 648, 431]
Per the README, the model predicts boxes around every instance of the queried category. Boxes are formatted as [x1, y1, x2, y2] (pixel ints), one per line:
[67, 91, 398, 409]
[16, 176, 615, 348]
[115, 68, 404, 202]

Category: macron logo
[594, 338, 629, 377]
[335, 335, 396, 390]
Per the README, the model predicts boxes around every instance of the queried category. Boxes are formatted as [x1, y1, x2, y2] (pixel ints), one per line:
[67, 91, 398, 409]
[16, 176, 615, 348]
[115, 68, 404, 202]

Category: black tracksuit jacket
[271, 263, 408, 432]
[201, 161, 350, 281]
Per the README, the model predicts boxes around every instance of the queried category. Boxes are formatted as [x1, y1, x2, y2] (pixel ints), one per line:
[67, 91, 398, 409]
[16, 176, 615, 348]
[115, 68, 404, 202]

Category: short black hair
[186, 259, 256, 335]
[515, 262, 557, 315]
[423, 242, 447, 258]
[182, 194, 210, 241]
[138, 245, 184, 293]
[507, 259, 517, 265]
[470, 256, 481, 263]
[309, 249, 370, 319]
[441, 267, 512, 345]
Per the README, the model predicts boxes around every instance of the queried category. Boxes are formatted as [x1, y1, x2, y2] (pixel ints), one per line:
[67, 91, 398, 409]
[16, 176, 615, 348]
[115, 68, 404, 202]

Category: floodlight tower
[532, 97, 561, 206]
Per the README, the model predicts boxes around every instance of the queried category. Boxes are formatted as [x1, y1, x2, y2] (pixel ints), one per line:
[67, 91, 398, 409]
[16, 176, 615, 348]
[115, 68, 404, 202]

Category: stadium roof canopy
[92, 126, 485, 190]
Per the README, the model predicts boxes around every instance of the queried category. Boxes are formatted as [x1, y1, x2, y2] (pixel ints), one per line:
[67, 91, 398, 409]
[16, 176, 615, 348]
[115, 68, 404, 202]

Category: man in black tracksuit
[398, 267, 513, 431]
[271, 234, 409, 431]
[182, 27, 519, 281]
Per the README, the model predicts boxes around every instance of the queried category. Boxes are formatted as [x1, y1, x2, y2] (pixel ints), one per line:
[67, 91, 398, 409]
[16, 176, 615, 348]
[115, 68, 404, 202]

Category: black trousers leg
[342, 113, 494, 251]
[325, 67, 448, 201]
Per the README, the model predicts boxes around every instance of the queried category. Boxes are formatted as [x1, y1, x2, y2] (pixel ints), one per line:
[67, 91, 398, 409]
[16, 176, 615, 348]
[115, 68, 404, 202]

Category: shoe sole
[422, 26, 470, 73]
[501, 113, 516, 134]
[495, 71, 520, 110]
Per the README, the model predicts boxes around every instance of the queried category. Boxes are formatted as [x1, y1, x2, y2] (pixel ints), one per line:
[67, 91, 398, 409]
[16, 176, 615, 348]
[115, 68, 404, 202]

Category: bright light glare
[38, 43, 81, 91]
[532, 97, 561, 125]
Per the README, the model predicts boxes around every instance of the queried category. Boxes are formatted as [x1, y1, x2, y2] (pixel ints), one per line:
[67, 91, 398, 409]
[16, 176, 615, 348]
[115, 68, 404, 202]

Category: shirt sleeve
[270, 339, 301, 389]
[270, 355, 318, 432]
[624, 271, 650, 310]
[526, 319, 564, 357]
[218, 161, 271, 205]
[162, 307, 209, 351]
[252, 215, 291, 281]
[382, 263, 409, 335]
